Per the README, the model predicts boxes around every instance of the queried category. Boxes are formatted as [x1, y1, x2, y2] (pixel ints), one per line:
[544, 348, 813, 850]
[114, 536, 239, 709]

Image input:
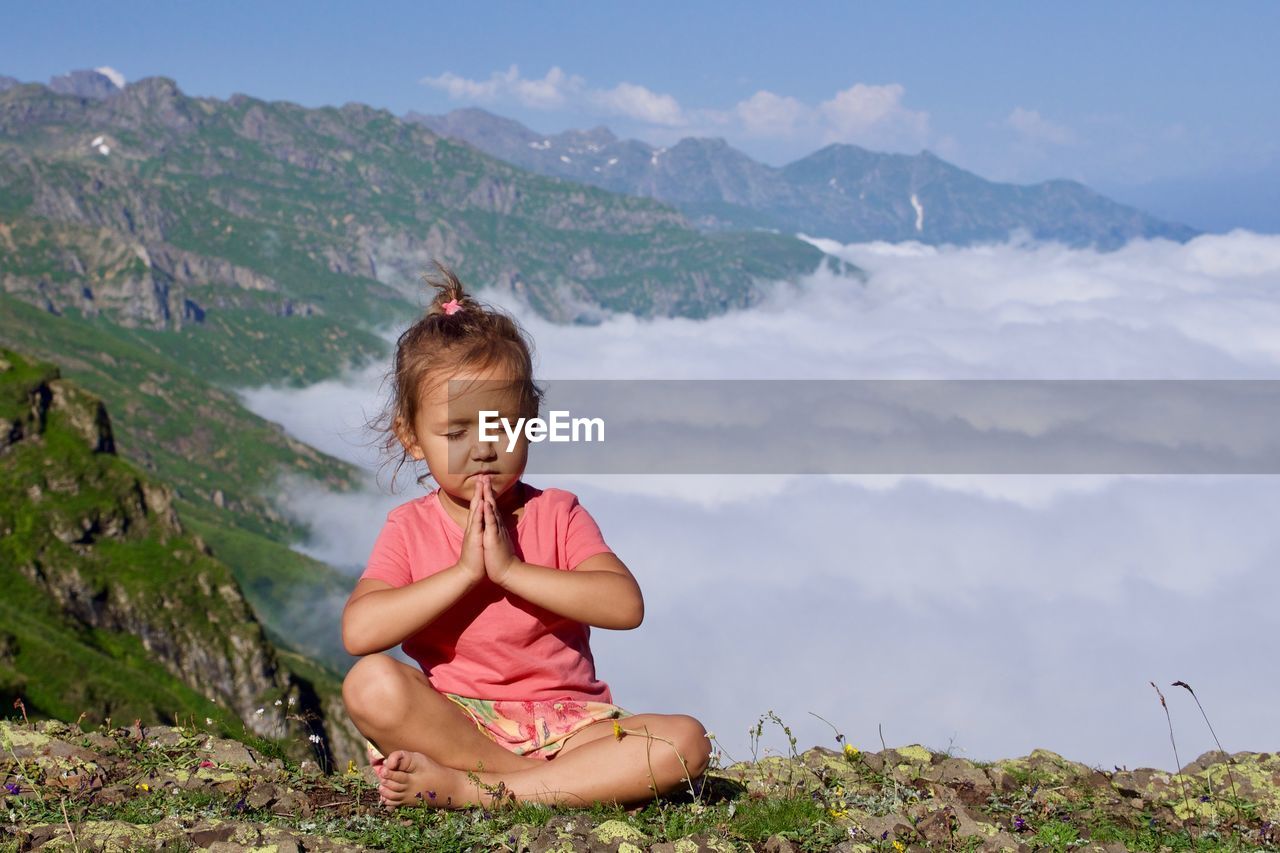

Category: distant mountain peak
[409, 106, 1198, 250]
[49, 68, 123, 100]
[675, 136, 732, 149]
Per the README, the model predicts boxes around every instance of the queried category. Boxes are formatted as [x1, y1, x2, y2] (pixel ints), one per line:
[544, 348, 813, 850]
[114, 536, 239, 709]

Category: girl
[342, 264, 711, 809]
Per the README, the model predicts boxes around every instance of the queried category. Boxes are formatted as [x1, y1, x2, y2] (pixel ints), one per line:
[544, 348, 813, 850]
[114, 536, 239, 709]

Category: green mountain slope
[0, 294, 362, 679]
[0, 347, 363, 766]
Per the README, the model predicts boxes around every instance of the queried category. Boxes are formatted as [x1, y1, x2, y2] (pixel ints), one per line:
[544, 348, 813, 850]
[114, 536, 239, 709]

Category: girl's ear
[392, 415, 425, 461]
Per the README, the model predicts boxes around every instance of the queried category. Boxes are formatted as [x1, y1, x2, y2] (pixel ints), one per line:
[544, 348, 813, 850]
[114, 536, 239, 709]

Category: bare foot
[368, 745, 385, 781]
[378, 749, 466, 809]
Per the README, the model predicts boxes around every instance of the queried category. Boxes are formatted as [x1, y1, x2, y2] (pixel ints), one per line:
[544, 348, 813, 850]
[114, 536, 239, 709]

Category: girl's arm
[341, 566, 480, 656]
[344, 489, 490, 656]
[494, 552, 645, 630]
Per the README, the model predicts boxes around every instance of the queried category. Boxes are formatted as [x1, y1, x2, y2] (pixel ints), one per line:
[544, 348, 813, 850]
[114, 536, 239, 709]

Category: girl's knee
[641, 714, 710, 783]
[342, 655, 413, 726]
[668, 715, 712, 778]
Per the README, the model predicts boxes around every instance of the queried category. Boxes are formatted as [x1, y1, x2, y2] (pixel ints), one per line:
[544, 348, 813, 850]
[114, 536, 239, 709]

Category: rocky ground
[2, 718, 1277, 851]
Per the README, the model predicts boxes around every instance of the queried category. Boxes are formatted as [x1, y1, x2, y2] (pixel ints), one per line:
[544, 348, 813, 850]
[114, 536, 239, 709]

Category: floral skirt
[366, 693, 630, 763]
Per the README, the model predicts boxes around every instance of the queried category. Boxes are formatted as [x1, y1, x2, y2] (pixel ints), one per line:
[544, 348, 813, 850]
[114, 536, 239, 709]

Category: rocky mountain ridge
[408, 106, 1199, 250]
[0, 347, 363, 768]
[0, 70, 837, 334]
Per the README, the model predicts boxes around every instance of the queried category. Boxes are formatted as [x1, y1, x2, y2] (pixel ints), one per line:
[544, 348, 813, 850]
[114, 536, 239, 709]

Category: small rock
[188, 824, 237, 847]
[145, 726, 187, 748]
[977, 832, 1025, 853]
[91, 783, 132, 806]
[256, 828, 304, 853]
[648, 834, 735, 852]
[214, 778, 243, 795]
[763, 835, 798, 852]
[21, 825, 60, 848]
[274, 787, 313, 818]
[39, 738, 105, 764]
[245, 782, 278, 810]
[589, 818, 649, 851]
[915, 805, 958, 843]
[531, 814, 590, 852]
[200, 737, 260, 769]
[985, 765, 1027, 794]
[82, 732, 116, 751]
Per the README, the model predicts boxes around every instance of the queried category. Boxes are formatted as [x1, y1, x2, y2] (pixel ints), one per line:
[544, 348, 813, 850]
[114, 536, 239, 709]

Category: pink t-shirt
[359, 483, 616, 703]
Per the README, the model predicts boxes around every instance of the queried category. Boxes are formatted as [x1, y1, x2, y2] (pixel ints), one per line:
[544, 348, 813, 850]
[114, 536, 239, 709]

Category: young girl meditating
[342, 265, 711, 809]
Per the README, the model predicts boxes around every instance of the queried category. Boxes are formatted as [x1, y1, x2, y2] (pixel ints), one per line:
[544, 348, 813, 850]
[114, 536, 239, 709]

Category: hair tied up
[423, 260, 469, 317]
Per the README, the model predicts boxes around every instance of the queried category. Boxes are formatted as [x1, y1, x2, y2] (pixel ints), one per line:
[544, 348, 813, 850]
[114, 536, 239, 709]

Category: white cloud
[421, 65, 683, 124]
[1006, 106, 1076, 146]
[733, 90, 809, 137]
[238, 230, 1280, 769]
[420, 64, 585, 110]
[589, 81, 686, 126]
[420, 65, 935, 152]
[94, 66, 125, 89]
[723, 82, 932, 151]
[817, 82, 930, 148]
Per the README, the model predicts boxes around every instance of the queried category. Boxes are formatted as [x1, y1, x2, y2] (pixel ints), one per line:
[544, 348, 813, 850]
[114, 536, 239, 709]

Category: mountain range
[407, 107, 1199, 250]
[0, 69, 833, 332]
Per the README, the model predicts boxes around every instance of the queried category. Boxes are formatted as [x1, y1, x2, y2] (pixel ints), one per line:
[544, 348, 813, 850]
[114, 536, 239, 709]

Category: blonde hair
[369, 261, 543, 491]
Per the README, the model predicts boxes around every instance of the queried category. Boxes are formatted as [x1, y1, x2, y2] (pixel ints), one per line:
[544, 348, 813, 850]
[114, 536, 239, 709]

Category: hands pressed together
[456, 474, 522, 588]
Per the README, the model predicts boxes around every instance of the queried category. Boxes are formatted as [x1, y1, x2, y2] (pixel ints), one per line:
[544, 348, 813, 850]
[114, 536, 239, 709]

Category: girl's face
[396, 363, 530, 505]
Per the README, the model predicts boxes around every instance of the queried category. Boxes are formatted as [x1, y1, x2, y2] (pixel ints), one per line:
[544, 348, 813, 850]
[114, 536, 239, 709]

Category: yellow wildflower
[893, 841, 906, 852]
[843, 743, 860, 758]
[829, 807, 848, 819]
[612, 720, 625, 740]
[345, 759, 357, 775]
[135, 782, 150, 792]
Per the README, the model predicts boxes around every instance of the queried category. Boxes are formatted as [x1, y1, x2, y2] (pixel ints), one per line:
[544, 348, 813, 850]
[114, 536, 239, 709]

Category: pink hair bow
[442, 298, 462, 315]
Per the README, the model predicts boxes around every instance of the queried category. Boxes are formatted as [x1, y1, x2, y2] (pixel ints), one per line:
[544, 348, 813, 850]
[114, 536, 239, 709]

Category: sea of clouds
[237, 229, 1280, 771]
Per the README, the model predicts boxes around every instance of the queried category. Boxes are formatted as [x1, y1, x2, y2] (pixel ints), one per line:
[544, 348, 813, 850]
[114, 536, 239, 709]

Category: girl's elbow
[341, 613, 374, 656]
[342, 628, 368, 657]
[619, 597, 644, 630]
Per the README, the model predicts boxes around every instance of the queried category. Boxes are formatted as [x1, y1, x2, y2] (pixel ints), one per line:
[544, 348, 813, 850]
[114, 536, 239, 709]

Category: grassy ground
[3, 714, 1277, 852]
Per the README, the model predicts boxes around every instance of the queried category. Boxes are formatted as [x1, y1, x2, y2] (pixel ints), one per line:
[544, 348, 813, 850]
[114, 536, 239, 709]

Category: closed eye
[445, 430, 467, 442]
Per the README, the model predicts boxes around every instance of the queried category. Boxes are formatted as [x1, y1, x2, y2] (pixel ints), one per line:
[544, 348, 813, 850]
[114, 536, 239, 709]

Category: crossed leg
[375, 712, 712, 809]
[341, 654, 542, 778]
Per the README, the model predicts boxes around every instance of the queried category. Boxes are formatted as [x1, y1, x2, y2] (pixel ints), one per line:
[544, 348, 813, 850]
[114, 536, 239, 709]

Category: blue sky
[5, 1, 1278, 230]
